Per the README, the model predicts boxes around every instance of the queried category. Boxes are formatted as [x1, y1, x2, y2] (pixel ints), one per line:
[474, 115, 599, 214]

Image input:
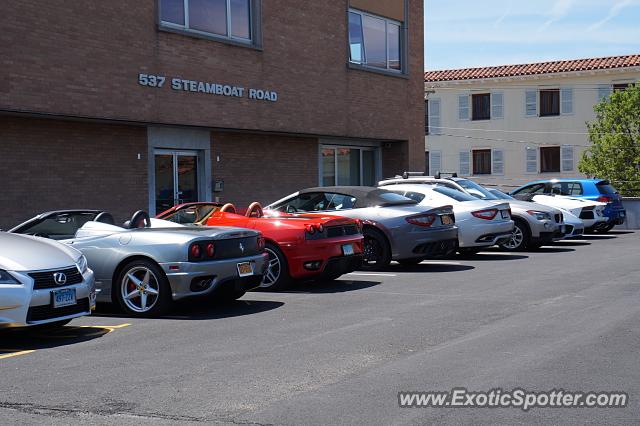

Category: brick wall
[211, 132, 319, 207]
[0, 0, 424, 164]
[0, 116, 148, 229]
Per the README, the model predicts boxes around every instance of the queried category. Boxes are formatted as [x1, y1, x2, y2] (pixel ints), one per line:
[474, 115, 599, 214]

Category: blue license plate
[342, 244, 355, 256]
[52, 288, 76, 308]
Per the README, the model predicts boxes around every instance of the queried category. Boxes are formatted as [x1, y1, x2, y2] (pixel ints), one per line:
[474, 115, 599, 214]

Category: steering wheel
[246, 202, 264, 218]
[128, 210, 151, 229]
[220, 203, 237, 214]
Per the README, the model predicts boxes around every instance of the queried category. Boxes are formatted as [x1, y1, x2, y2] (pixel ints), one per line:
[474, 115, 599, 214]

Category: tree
[579, 83, 640, 196]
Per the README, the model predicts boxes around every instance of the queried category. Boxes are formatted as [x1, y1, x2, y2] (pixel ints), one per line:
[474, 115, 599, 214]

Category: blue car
[510, 179, 626, 232]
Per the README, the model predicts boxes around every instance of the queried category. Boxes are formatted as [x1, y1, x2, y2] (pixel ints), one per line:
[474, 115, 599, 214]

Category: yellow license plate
[237, 262, 254, 277]
[441, 215, 453, 225]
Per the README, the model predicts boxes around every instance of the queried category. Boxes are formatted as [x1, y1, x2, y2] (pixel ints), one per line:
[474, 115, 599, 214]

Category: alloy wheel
[120, 266, 160, 313]
[503, 226, 524, 250]
[363, 236, 382, 265]
[261, 247, 281, 287]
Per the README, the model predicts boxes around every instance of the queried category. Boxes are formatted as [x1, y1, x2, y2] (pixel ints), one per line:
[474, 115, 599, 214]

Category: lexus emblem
[53, 272, 67, 286]
[239, 243, 245, 254]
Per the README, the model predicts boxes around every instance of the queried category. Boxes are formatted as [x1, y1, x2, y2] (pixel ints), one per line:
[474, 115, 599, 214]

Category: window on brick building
[159, 0, 255, 44]
[348, 9, 403, 73]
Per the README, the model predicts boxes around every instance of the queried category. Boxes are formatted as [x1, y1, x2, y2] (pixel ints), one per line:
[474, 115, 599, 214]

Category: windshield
[488, 189, 515, 200]
[432, 186, 478, 202]
[455, 179, 500, 200]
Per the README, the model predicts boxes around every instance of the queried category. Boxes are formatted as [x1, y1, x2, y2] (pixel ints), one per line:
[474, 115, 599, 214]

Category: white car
[0, 232, 96, 329]
[384, 184, 514, 255]
[523, 195, 607, 230]
[560, 209, 585, 238]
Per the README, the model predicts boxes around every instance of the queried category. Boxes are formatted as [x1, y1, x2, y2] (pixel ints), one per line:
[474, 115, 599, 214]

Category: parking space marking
[0, 350, 36, 360]
[421, 261, 463, 265]
[0, 323, 131, 361]
[347, 272, 397, 277]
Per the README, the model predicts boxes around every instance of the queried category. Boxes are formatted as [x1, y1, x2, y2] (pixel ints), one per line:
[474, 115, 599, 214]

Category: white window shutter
[561, 145, 574, 172]
[458, 94, 469, 120]
[525, 90, 537, 117]
[429, 99, 442, 135]
[491, 92, 504, 119]
[561, 88, 573, 114]
[526, 147, 537, 173]
[492, 149, 504, 175]
[459, 151, 470, 176]
[430, 151, 441, 176]
[597, 85, 612, 102]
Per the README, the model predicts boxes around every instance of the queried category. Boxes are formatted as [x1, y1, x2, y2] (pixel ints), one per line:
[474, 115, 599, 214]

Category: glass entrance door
[154, 151, 199, 214]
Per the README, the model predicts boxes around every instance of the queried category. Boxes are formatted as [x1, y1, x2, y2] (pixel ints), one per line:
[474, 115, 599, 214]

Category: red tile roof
[424, 54, 640, 82]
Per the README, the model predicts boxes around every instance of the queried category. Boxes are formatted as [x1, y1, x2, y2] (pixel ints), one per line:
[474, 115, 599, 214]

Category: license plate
[237, 262, 254, 277]
[441, 215, 453, 225]
[342, 244, 355, 256]
[52, 288, 76, 308]
[620, 211, 625, 218]
[501, 210, 510, 219]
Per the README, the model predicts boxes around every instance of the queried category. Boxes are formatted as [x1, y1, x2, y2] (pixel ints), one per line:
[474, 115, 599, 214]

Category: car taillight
[317, 224, 324, 233]
[305, 224, 315, 234]
[406, 213, 436, 227]
[257, 236, 265, 250]
[596, 196, 612, 203]
[190, 243, 202, 260]
[206, 243, 215, 258]
[355, 219, 363, 233]
[472, 209, 498, 220]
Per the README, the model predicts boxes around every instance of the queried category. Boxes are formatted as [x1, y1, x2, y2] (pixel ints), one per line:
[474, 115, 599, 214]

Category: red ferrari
[157, 202, 364, 290]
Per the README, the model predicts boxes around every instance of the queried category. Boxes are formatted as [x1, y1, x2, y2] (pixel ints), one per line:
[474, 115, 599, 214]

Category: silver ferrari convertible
[10, 210, 268, 316]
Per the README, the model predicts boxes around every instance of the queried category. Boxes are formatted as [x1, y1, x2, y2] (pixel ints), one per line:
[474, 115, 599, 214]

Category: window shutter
[560, 88, 573, 114]
[459, 151, 470, 176]
[525, 90, 537, 117]
[492, 149, 504, 175]
[429, 99, 441, 135]
[561, 145, 574, 172]
[458, 94, 469, 121]
[491, 92, 504, 119]
[526, 147, 537, 173]
[430, 151, 441, 176]
[597, 85, 612, 102]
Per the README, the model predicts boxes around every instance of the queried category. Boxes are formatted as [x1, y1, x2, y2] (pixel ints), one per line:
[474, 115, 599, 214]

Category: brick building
[0, 0, 424, 229]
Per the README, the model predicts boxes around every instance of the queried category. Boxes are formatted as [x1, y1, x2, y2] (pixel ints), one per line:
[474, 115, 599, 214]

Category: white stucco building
[424, 54, 640, 189]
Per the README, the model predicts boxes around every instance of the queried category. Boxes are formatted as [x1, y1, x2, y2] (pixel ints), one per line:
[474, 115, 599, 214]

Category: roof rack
[400, 171, 429, 179]
[434, 172, 458, 179]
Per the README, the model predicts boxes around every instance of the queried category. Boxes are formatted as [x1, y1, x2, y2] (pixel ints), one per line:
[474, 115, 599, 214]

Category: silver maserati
[0, 232, 96, 329]
[11, 210, 269, 316]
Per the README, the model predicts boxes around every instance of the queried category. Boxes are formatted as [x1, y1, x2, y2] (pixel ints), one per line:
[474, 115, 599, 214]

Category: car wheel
[362, 227, 391, 270]
[397, 258, 424, 266]
[595, 223, 615, 233]
[259, 243, 291, 291]
[457, 247, 482, 256]
[115, 259, 171, 317]
[498, 219, 531, 251]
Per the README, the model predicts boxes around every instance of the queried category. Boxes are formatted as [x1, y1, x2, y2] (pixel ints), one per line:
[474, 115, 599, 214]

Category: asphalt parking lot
[1, 230, 639, 425]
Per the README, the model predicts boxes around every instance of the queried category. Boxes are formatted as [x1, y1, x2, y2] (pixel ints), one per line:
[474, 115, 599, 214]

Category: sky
[424, 0, 640, 71]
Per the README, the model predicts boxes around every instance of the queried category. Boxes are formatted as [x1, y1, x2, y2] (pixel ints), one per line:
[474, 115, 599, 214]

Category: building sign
[137, 73, 278, 102]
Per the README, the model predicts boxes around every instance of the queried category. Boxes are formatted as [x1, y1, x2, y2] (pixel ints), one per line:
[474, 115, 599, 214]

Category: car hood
[0, 232, 81, 271]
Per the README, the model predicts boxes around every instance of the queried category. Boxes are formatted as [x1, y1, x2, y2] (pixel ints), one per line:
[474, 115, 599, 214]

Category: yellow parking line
[79, 323, 131, 331]
[0, 350, 36, 360]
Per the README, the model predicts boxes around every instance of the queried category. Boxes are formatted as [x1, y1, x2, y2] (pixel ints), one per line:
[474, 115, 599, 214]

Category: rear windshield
[433, 186, 478, 202]
[376, 192, 417, 205]
[455, 179, 500, 200]
[398, 191, 426, 203]
[488, 189, 514, 200]
[596, 182, 618, 195]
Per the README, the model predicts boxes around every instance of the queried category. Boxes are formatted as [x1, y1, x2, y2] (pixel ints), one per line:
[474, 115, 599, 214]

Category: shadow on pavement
[0, 325, 113, 353]
[606, 230, 634, 235]
[458, 253, 529, 261]
[93, 299, 284, 321]
[551, 241, 591, 247]
[528, 247, 576, 253]
[580, 235, 618, 240]
[278, 280, 380, 294]
[384, 263, 475, 273]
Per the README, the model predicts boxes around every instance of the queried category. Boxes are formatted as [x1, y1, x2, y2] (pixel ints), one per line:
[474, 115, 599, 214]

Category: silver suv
[379, 174, 566, 251]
